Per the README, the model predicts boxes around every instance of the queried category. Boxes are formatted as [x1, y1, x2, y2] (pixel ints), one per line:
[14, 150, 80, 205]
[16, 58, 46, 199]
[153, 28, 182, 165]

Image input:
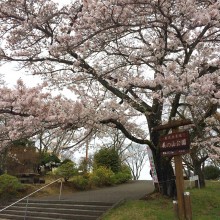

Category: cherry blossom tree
[186, 102, 220, 187]
[0, 79, 88, 149]
[36, 129, 78, 156]
[0, 0, 220, 196]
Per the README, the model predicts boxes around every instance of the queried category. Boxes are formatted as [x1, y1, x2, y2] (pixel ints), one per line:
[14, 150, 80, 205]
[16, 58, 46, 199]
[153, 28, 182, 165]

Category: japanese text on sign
[160, 131, 190, 156]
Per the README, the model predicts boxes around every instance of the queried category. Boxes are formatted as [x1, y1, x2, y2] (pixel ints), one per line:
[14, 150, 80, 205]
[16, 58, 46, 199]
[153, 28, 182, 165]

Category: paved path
[37, 180, 154, 203]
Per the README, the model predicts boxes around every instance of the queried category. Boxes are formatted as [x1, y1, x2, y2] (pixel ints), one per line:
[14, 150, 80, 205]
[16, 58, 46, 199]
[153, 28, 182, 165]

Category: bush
[0, 174, 23, 203]
[114, 165, 132, 184]
[61, 158, 73, 164]
[55, 161, 78, 182]
[72, 175, 89, 190]
[89, 166, 115, 187]
[94, 148, 121, 173]
[204, 165, 220, 180]
[115, 173, 132, 184]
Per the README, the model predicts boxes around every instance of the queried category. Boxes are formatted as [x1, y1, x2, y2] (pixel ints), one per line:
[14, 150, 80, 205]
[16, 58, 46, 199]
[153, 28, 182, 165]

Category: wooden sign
[160, 131, 190, 156]
[154, 120, 193, 220]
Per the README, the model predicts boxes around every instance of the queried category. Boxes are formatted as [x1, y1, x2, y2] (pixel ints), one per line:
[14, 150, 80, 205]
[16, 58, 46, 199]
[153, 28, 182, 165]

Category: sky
[1, 63, 41, 87]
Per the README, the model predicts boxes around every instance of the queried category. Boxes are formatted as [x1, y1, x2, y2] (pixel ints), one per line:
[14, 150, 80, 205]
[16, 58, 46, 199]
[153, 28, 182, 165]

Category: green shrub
[55, 161, 78, 182]
[0, 174, 23, 203]
[94, 148, 121, 173]
[204, 165, 220, 180]
[89, 166, 115, 187]
[89, 174, 100, 187]
[61, 158, 73, 164]
[114, 172, 132, 184]
[72, 175, 89, 190]
[114, 165, 132, 184]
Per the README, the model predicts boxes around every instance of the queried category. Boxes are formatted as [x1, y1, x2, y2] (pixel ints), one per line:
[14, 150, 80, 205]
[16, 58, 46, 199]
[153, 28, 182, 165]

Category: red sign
[160, 131, 190, 156]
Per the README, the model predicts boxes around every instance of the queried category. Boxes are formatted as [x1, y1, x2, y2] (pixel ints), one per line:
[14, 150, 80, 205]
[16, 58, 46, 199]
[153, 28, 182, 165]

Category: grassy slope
[103, 181, 220, 220]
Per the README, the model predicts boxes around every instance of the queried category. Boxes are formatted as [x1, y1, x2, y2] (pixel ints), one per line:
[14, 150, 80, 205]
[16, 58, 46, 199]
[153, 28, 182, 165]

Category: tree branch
[100, 118, 154, 147]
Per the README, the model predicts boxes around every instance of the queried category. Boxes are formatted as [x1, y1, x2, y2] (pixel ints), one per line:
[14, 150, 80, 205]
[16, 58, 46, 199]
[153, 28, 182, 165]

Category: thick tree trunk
[0, 148, 8, 174]
[147, 98, 177, 198]
[190, 150, 208, 188]
[193, 161, 206, 188]
[153, 150, 176, 198]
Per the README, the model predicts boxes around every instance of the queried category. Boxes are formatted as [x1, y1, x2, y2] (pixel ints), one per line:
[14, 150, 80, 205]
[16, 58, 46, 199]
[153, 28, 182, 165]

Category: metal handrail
[0, 178, 63, 213]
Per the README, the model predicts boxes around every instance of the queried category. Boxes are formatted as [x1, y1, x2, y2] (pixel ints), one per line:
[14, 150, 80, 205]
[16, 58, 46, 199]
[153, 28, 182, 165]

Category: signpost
[165, 128, 188, 220]
[153, 119, 193, 220]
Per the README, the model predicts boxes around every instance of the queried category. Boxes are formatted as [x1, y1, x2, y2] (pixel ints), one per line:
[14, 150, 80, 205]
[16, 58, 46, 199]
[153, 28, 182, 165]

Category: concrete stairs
[0, 200, 114, 220]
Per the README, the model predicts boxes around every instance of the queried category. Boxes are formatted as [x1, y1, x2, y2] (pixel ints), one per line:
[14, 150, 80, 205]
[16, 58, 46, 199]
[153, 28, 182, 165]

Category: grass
[102, 181, 220, 220]
[189, 181, 220, 220]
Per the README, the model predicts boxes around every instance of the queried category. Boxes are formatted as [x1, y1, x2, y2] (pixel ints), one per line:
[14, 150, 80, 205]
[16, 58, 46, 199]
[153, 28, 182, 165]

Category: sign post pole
[172, 127, 185, 220]
[174, 154, 185, 220]
[184, 192, 192, 220]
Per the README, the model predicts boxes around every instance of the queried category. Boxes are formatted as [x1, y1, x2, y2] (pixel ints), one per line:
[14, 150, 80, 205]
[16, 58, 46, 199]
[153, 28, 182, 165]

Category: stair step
[0, 213, 61, 220]
[13, 202, 111, 210]
[27, 200, 113, 206]
[6, 206, 103, 216]
[1, 210, 98, 220]
[0, 200, 114, 220]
